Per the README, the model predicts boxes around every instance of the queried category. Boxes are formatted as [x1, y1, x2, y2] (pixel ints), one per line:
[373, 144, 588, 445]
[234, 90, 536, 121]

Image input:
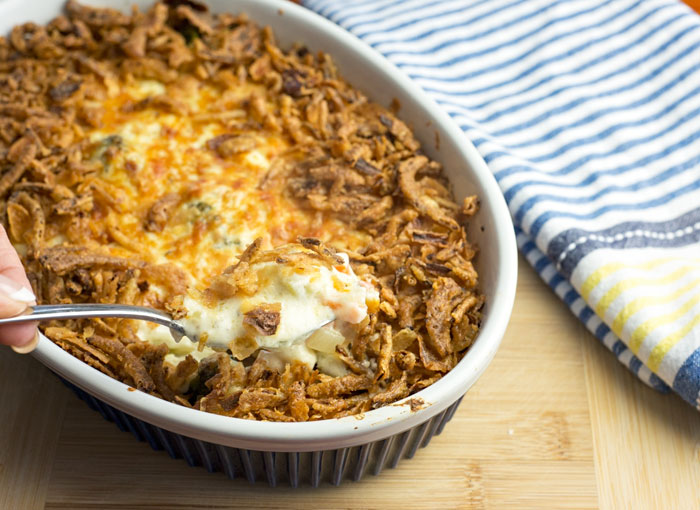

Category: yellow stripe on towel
[580, 257, 678, 301]
[611, 276, 700, 336]
[595, 266, 700, 318]
[648, 311, 700, 372]
[628, 292, 700, 354]
[581, 263, 624, 300]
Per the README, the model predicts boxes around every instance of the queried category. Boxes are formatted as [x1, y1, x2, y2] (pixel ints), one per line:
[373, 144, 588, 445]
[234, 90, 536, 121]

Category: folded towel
[304, 0, 700, 409]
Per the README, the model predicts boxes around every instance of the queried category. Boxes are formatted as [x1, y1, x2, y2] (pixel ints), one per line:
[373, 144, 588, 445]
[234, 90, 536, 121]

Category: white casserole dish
[2, 0, 518, 485]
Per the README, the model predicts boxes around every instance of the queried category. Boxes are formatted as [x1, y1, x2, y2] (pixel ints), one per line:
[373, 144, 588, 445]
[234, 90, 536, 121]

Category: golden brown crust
[143, 192, 180, 232]
[87, 334, 156, 392]
[307, 374, 372, 399]
[426, 277, 464, 358]
[2, 1, 483, 422]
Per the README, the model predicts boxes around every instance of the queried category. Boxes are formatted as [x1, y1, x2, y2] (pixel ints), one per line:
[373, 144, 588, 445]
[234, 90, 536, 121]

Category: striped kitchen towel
[303, 0, 700, 409]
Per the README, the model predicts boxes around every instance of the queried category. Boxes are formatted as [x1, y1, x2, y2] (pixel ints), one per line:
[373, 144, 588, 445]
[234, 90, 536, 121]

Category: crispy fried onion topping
[4, 1, 483, 421]
[243, 302, 281, 336]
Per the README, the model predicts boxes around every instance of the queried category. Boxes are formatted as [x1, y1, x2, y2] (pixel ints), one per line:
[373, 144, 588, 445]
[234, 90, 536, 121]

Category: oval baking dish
[1, 0, 518, 486]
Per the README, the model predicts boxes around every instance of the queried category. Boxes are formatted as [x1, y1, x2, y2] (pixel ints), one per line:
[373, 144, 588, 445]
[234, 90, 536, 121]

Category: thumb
[0, 273, 38, 351]
[0, 273, 36, 317]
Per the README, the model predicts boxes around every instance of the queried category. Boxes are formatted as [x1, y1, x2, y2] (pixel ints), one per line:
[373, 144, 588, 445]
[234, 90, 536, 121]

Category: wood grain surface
[0, 256, 698, 509]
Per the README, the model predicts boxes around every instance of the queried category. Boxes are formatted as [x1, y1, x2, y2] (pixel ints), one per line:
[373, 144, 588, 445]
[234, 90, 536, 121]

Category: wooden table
[1, 257, 698, 509]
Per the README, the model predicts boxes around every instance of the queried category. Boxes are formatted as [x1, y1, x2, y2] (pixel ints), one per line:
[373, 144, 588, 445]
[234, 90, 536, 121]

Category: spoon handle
[0, 303, 186, 338]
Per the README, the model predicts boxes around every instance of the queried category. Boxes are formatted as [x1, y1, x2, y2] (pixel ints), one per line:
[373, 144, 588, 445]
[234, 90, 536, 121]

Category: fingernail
[12, 330, 39, 354]
[0, 274, 35, 303]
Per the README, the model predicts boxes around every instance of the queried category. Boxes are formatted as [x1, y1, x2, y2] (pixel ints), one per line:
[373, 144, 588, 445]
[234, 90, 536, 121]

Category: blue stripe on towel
[476, 28, 700, 123]
[415, 7, 680, 94]
[674, 348, 700, 409]
[305, 0, 700, 409]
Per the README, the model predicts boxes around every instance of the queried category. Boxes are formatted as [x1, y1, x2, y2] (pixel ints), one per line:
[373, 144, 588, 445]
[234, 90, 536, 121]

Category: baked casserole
[1, 0, 484, 421]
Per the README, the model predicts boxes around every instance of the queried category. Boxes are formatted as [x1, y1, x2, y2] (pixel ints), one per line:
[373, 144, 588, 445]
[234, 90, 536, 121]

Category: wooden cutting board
[0, 256, 698, 510]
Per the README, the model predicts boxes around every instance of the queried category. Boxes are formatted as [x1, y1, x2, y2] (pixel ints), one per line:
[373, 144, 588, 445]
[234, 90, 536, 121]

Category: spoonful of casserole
[176, 237, 379, 369]
[0, 238, 379, 375]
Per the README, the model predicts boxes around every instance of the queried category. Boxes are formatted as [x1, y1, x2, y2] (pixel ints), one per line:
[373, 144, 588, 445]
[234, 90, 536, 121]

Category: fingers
[0, 308, 38, 351]
[0, 283, 37, 349]
[7, 324, 39, 353]
[0, 273, 35, 311]
[0, 226, 39, 350]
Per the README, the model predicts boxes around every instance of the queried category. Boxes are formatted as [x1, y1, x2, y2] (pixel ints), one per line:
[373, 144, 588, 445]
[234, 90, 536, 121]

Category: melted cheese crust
[77, 78, 368, 290]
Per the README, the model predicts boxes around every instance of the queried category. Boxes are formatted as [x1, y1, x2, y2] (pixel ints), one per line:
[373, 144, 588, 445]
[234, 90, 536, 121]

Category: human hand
[0, 226, 38, 352]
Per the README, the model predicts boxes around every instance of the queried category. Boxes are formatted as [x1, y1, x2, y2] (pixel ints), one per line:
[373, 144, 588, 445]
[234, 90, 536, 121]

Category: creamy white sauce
[136, 322, 216, 366]
[316, 352, 350, 377]
[244, 149, 270, 169]
[133, 80, 166, 98]
[180, 251, 377, 371]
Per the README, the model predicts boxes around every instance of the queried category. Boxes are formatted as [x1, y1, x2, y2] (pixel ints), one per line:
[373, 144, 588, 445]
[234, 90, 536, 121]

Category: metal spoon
[0, 303, 190, 342]
[0, 304, 337, 344]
